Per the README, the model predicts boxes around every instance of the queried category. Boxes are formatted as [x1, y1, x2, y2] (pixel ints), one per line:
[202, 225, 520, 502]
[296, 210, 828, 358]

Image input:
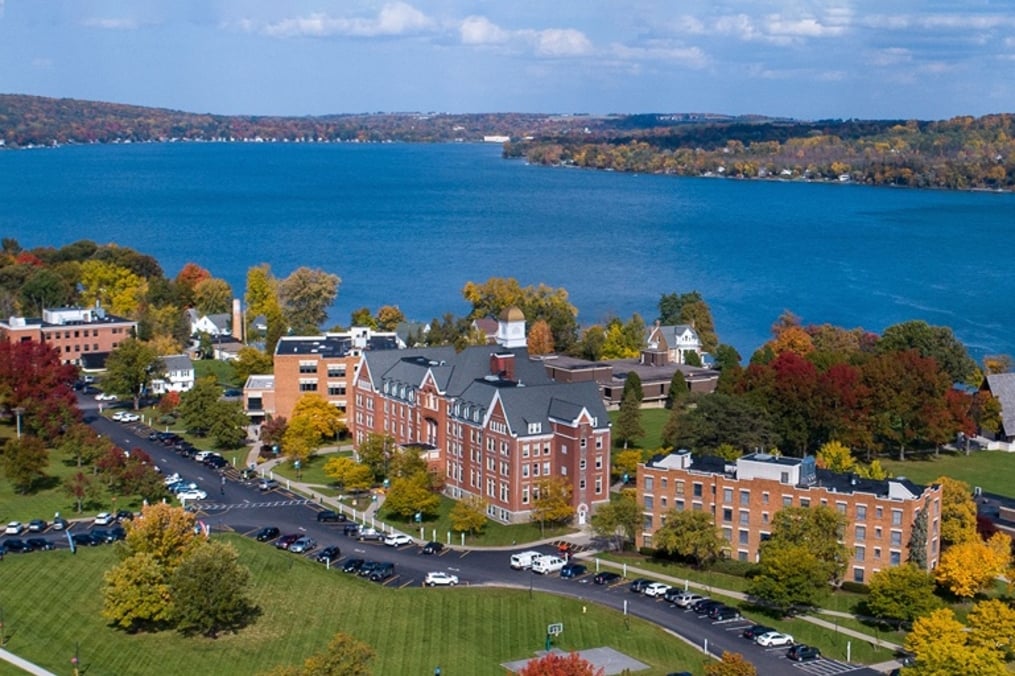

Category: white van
[531, 555, 566, 575]
[509, 550, 544, 570]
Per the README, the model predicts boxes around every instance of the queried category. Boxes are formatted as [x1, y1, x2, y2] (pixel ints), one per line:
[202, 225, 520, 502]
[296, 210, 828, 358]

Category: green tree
[665, 393, 777, 454]
[262, 632, 375, 676]
[908, 508, 929, 569]
[589, 489, 643, 551]
[652, 509, 725, 567]
[866, 564, 940, 627]
[384, 471, 440, 520]
[747, 545, 830, 613]
[234, 347, 273, 383]
[102, 551, 175, 632]
[104, 338, 163, 410]
[208, 400, 250, 449]
[665, 370, 688, 409]
[450, 495, 487, 535]
[349, 307, 376, 328]
[19, 267, 72, 316]
[878, 319, 978, 385]
[2, 435, 48, 493]
[176, 376, 222, 436]
[614, 387, 643, 449]
[170, 541, 256, 637]
[279, 266, 341, 334]
[658, 291, 719, 353]
[356, 433, 396, 480]
[193, 277, 233, 315]
[531, 477, 574, 534]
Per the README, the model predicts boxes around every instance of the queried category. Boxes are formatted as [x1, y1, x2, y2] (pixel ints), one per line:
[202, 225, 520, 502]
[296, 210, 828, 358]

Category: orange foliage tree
[519, 652, 604, 676]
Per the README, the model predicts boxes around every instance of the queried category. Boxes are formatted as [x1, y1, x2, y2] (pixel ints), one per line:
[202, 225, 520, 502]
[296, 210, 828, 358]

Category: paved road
[1, 396, 887, 676]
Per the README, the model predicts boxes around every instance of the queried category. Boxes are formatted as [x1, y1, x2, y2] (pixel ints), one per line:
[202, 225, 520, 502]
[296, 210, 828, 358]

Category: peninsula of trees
[1, 94, 1012, 191]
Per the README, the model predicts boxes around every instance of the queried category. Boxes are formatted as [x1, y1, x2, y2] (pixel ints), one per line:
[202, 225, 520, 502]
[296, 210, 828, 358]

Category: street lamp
[12, 406, 24, 439]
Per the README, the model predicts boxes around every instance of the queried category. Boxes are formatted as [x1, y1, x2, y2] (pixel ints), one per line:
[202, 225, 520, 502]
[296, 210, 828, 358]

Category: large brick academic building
[637, 450, 942, 582]
[0, 305, 136, 367]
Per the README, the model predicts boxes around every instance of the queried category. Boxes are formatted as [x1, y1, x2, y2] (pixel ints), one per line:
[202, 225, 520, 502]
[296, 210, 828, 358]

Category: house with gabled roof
[646, 321, 703, 365]
[981, 373, 1015, 445]
[352, 309, 611, 524]
[150, 354, 195, 395]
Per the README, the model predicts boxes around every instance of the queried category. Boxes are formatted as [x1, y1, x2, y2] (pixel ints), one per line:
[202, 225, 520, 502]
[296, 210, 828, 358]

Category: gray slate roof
[161, 354, 193, 372]
[986, 373, 1015, 437]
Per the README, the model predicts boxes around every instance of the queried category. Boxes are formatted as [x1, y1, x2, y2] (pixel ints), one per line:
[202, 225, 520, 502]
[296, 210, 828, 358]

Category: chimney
[490, 352, 515, 381]
[232, 298, 244, 343]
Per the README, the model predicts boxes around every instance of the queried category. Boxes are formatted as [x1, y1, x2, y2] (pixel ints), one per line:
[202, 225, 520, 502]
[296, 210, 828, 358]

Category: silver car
[289, 536, 317, 554]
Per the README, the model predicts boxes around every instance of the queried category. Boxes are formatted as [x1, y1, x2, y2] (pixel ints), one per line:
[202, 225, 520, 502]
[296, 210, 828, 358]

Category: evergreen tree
[615, 388, 644, 449]
[908, 508, 929, 569]
[665, 370, 688, 409]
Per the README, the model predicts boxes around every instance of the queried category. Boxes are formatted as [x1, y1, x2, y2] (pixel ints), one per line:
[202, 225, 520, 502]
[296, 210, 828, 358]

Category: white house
[646, 323, 703, 365]
[186, 309, 232, 338]
[151, 354, 195, 395]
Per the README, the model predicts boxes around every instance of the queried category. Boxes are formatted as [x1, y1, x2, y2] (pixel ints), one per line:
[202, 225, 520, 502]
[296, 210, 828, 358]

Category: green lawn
[193, 359, 241, 387]
[610, 407, 671, 452]
[880, 450, 1015, 498]
[0, 535, 712, 676]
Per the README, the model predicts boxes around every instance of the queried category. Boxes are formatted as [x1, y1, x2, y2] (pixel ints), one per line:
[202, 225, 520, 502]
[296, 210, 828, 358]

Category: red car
[274, 533, 301, 550]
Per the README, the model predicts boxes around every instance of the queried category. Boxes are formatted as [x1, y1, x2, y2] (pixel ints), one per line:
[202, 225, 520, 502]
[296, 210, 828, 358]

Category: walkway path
[0, 648, 58, 676]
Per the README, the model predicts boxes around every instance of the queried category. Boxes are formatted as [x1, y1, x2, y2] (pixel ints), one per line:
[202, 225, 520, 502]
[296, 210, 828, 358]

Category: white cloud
[533, 28, 592, 57]
[261, 2, 432, 38]
[866, 47, 913, 67]
[459, 16, 509, 45]
[83, 17, 139, 31]
[765, 16, 846, 38]
[610, 42, 709, 69]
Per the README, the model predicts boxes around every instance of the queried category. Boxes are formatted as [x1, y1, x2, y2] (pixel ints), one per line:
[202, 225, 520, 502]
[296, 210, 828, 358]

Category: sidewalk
[0, 647, 57, 676]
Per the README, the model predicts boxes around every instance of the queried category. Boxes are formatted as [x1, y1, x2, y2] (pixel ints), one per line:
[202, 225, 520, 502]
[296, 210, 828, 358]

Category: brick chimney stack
[490, 352, 516, 381]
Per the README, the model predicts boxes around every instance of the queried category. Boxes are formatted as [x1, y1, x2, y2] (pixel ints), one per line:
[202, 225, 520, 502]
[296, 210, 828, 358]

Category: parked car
[115, 510, 135, 522]
[357, 561, 381, 577]
[94, 512, 115, 526]
[163, 473, 182, 485]
[27, 519, 47, 532]
[316, 509, 345, 523]
[663, 587, 688, 603]
[177, 489, 208, 501]
[422, 541, 444, 555]
[95, 392, 118, 401]
[3, 538, 29, 553]
[357, 528, 383, 541]
[691, 599, 723, 615]
[203, 454, 228, 469]
[90, 528, 113, 544]
[258, 478, 280, 492]
[71, 532, 99, 547]
[643, 582, 673, 598]
[51, 517, 69, 531]
[672, 592, 705, 608]
[383, 533, 412, 547]
[755, 631, 794, 647]
[560, 563, 587, 579]
[342, 558, 365, 573]
[316, 546, 341, 564]
[708, 605, 741, 621]
[787, 645, 821, 661]
[593, 571, 622, 585]
[741, 625, 774, 641]
[629, 578, 653, 593]
[425, 571, 459, 586]
[531, 555, 566, 575]
[343, 523, 362, 536]
[118, 412, 140, 423]
[370, 563, 395, 582]
[4, 521, 25, 535]
[107, 526, 127, 542]
[274, 533, 301, 550]
[509, 550, 544, 570]
[255, 526, 280, 542]
[289, 536, 317, 554]
[26, 537, 53, 551]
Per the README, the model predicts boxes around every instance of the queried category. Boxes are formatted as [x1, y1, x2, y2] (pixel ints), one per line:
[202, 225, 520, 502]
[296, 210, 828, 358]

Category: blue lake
[1, 142, 1013, 360]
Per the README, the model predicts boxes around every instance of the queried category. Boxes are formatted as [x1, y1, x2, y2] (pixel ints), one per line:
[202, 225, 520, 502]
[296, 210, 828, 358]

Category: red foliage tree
[0, 340, 78, 441]
[519, 652, 605, 676]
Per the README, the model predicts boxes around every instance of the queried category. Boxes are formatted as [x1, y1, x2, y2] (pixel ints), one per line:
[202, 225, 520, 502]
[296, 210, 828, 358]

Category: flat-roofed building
[0, 304, 136, 368]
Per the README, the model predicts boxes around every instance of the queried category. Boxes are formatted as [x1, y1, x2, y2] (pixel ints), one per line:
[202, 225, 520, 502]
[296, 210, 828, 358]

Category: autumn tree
[278, 266, 341, 334]
[934, 532, 1012, 598]
[174, 262, 212, 306]
[611, 449, 643, 483]
[450, 495, 487, 535]
[878, 319, 978, 385]
[170, 541, 256, 637]
[104, 338, 163, 410]
[936, 475, 978, 546]
[527, 318, 555, 355]
[79, 259, 148, 317]
[102, 551, 175, 632]
[245, 263, 285, 353]
[652, 508, 725, 567]
[384, 471, 439, 520]
[531, 477, 574, 534]
[355, 433, 396, 480]
[589, 489, 641, 551]
[262, 632, 375, 676]
[0, 340, 78, 441]
[816, 440, 856, 474]
[866, 564, 940, 627]
[658, 291, 719, 353]
[519, 651, 604, 676]
[704, 651, 757, 676]
[193, 277, 233, 315]
[905, 608, 1008, 676]
[2, 435, 48, 493]
[281, 395, 345, 462]
[323, 456, 374, 492]
[64, 470, 101, 513]
[462, 277, 579, 352]
[122, 502, 203, 568]
[375, 305, 405, 331]
[967, 599, 1015, 661]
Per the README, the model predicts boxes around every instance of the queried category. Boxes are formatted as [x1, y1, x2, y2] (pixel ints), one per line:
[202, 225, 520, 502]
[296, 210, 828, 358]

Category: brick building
[0, 305, 136, 368]
[351, 310, 612, 524]
[637, 450, 942, 583]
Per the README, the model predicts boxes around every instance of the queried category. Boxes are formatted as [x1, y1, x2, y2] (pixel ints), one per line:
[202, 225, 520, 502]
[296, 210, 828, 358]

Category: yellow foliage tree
[968, 599, 1015, 660]
[936, 475, 979, 546]
[123, 502, 202, 571]
[906, 608, 1008, 675]
[816, 440, 855, 473]
[770, 325, 814, 356]
[283, 394, 346, 462]
[102, 551, 175, 631]
[704, 651, 757, 676]
[79, 259, 148, 317]
[934, 533, 1011, 598]
[323, 456, 374, 492]
[612, 449, 643, 481]
[527, 318, 555, 355]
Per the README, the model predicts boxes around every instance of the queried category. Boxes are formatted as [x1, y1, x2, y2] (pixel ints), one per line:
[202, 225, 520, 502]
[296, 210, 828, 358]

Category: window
[891, 509, 903, 526]
[740, 490, 750, 506]
[299, 381, 318, 392]
[522, 465, 529, 478]
[723, 488, 733, 504]
[783, 495, 793, 507]
[855, 525, 866, 541]
[644, 495, 654, 510]
[853, 568, 865, 583]
[579, 479, 586, 490]
[890, 530, 902, 546]
[595, 456, 603, 470]
[594, 478, 602, 494]
[299, 361, 317, 374]
[876, 506, 883, 519]
[676, 481, 685, 496]
[889, 551, 901, 566]
[645, 477, 654, 492]
[780, 471, 790, 483]
[327, 384, 346, 396]
[762, 512, 769, 524]
[739, 530, 749, 545]
[723, 527, 732, 542]
[874, 547, 882, 560]
[522, 487, 529, 504]
[762, 492, 769, 505]
[739, 510, 749, 525]
[693, 483, 703, 497]
[836, 501, 847, 514]
[579, 458, 586, 470]
[522, 445, 529, 458]
[875, 527, 883, 539]
[800, 498, 810, 508]
[855, 545, 865, 562]
[676, 499, 684, 511]
[722, 508, 732, 523]
[739, 551, 749, 561]
[542, 461, 550, 476]
[856, 504, 867, 521]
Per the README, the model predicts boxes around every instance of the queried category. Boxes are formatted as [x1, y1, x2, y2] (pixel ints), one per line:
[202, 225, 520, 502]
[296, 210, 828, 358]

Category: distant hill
[1, 94, 1012, 191]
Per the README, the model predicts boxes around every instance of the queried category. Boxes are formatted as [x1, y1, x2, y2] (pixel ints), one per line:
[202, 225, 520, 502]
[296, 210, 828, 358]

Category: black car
[316, 510, 346, 523]
[52, 517, 69, 531]
[26, 537, 54, 551]
[343, 523, 361, 536]
[107, 526, 126, 542]
[115, 510, 134, 522]
[691, 599, 723, 615]
[255, 526, 280, 542]
[357, 561, 381, 577]
[593, 571, 622, 585]
[204, 454, 228, 469]
[422, 541, 444, 555]
[342, 558, 365, 573]
[71, 532, 99, 547]
[4, 538, 30, 553]
[560, 562, 587, 579]
[629, 578, 653, 593]
[741, 624, 774, 640]
[316, 546, 341, 564]
[709, 605, 741, 621]
[370, 563, 395, 582]
[91, 528, 113, 544]
[275, 533, 301, 550]
[787, 645, 821, 662]
[28, 519, 48, 532]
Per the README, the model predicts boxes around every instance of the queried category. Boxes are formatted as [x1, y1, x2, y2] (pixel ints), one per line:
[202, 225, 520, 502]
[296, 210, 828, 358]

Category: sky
[0, 1, 1013, 120]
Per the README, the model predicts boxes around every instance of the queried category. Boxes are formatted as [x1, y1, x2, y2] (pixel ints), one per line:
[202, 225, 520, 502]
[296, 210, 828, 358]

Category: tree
[936, 475, 978, 546]
[652, 509, 725, 567]
[384, 471, 440, 520]
[193, 277, 233, 315]
[20, 267, 72, 315]
[245, 263, 285, 353]
[450, 495, 487, 534]
[234, 347, 273, 383]
[104, 338, 163, 410]
[614, 387, 643, 449]
[79, 259, 148, 317]
[2, 435, 48, 493]
[816, 440, 856, 474]
[278, 266, 341, 334]
[611, 449, 643, 482]
[664, 393, 777, 455]
[177, 376, 222, 436]
[878, 319, 978, 385]
[527, 318, 555, 355]
[531, 477, 574, 534]
[462, 277, 579, 352]
[905, 608, 1008, 676]
[665, 369, 688, 409]
[175, 262, 212, 305]
[122, 502, 202, 570]
[704, 651, 757, 676]
[866, 565, 940, 627]
[170, 541, 256, 637]
[658, 291, 719, 354]
[207, 400, 250, 449]
[349, 307, 376, 328]
[908, 508, 929, 569]
[262, 632, 375, 676]
[934, 533, 1012, 598]
[283, 395, 345, 463]
[356, 433, 396, 480]
[519, 651, 604, 676]
[589, 489, 641, 551]
[747, 545, 831, 613]
[63, 470, 101, 512]
[102, 552, 175, 632]
[0, 340, 78, 441]
[323, 456, 374, 492]
[375, 305, 405, 331]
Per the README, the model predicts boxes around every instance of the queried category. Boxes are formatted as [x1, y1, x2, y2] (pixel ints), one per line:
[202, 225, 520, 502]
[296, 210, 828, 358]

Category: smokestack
[232, 298, 244, 343]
